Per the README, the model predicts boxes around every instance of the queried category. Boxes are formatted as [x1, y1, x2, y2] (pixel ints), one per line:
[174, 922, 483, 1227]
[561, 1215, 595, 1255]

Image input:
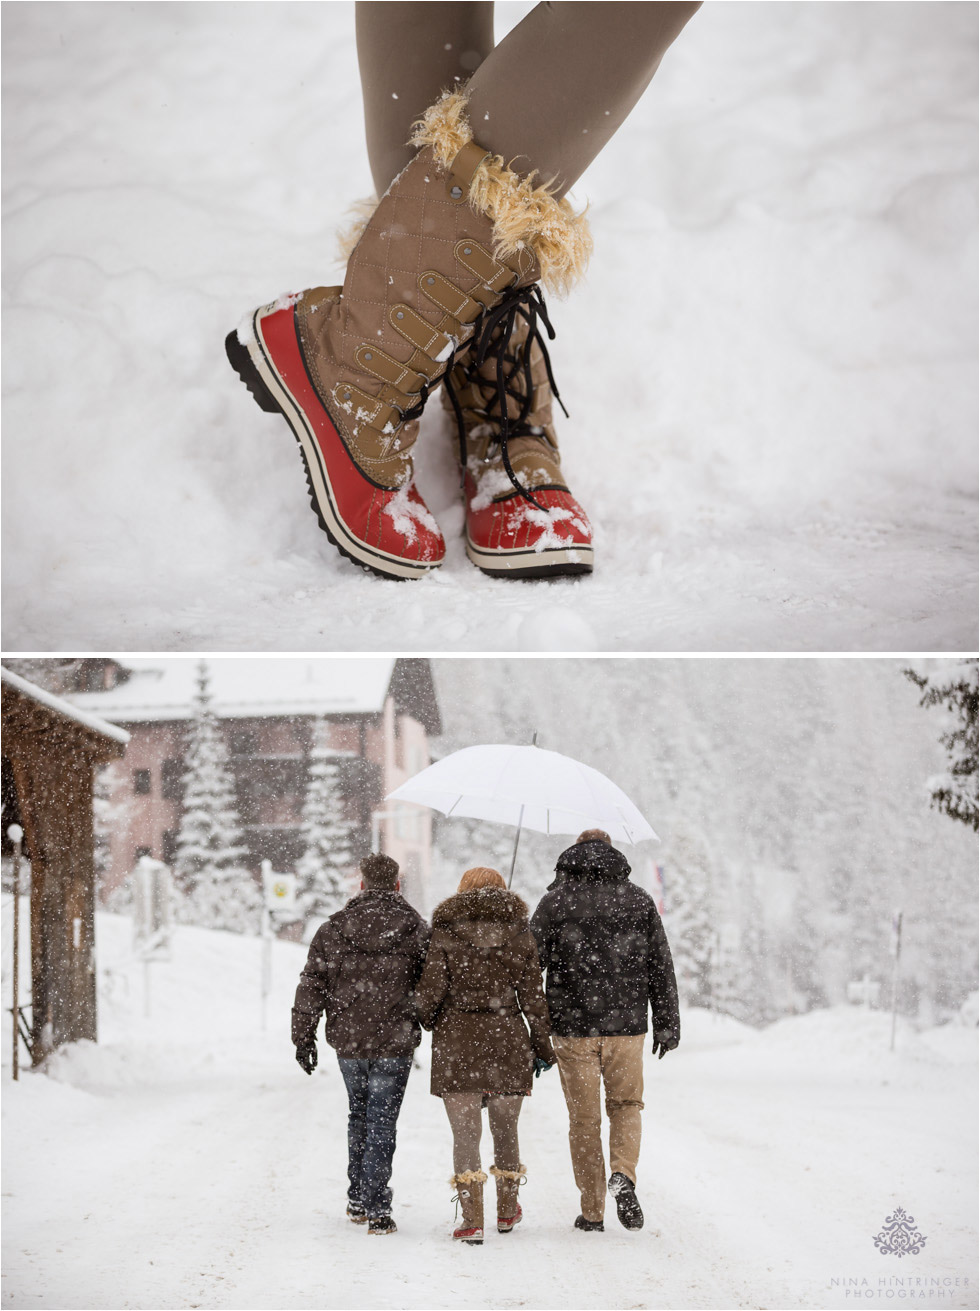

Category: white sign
[133, 856, 173, 957]
[261, 862, 297, 913]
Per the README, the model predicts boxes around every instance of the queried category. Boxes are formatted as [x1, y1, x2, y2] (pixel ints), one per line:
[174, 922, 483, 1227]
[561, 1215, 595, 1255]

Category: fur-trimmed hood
[432, 887, 530, 951]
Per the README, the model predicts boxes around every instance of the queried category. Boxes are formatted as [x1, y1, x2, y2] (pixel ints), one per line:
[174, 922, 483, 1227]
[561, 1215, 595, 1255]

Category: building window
[133, 769, 151, 795]
[161, 830, 178, 866]
[232, 729, 259, 756]
[161, 758, 182, 802]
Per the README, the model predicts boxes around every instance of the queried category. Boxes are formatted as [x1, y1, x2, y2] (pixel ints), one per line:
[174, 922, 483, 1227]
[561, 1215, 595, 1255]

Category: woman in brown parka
[415, 867, 556, 1244]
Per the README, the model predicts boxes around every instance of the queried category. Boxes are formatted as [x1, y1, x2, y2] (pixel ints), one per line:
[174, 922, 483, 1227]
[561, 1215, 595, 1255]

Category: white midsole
[465, 533, 594, 573]
[247, 309, 440, 580]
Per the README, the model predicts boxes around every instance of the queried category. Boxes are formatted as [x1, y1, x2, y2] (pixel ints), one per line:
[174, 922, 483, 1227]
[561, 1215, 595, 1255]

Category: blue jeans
[337, 1055, 413, 1219]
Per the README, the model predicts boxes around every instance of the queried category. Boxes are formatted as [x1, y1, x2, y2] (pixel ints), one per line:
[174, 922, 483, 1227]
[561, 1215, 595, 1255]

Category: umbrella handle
[507, 804, 526, 889]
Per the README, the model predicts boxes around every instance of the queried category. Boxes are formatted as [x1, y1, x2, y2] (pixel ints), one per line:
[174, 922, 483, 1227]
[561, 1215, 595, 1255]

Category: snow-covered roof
[69, 659, 397, 724]
[2, 667, 131, 745]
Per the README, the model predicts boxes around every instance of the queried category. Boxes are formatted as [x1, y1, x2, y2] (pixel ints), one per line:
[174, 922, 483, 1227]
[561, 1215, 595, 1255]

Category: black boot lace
[444, 283, 568, 511]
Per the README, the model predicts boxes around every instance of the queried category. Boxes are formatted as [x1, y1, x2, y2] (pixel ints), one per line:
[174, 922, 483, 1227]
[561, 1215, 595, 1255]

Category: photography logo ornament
[873, 1207, 927, 1257]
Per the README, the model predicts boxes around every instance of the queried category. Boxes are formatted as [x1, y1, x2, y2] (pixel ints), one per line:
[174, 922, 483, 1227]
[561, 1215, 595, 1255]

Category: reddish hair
[457, 867, 506, 892]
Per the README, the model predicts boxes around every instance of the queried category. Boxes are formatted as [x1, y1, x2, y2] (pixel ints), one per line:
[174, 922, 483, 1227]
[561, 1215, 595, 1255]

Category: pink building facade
[73, 659, 440, 916]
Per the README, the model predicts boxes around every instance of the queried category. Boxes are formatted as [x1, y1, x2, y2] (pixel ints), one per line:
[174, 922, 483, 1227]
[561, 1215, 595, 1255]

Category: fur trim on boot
[491, 1163, 526, 1233]
[410, 90, 592, 297]
[450, 1171, 486, 1243]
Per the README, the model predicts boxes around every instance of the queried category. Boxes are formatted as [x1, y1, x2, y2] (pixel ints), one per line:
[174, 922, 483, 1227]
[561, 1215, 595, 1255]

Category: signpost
[7, 824, 24, 1080]
[132, 857, 173, 1018]
[889, 909, 904, 1052]
[260, 861, 298, 1031]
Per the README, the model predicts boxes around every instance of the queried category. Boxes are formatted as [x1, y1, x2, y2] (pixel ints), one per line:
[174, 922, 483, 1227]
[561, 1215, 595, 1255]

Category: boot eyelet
[364, 352, 373, 361]
[450, 185, 463, 200]
[462, 246, 472, 255]
[426, 277, 435, 286]
[395, 310, 405, 320]
[343, 391, 351, 401]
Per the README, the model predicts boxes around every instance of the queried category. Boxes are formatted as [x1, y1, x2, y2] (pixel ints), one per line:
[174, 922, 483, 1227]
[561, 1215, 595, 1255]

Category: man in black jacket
[530, 829, 679, 1234]
[292, 853, 429, 1236]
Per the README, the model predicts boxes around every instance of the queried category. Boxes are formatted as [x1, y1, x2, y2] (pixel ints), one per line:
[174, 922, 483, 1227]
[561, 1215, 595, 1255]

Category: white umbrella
[386, 743, 658, 886]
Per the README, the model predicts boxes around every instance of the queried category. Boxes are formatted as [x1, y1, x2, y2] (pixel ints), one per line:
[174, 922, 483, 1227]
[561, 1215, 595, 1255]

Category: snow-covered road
[2, 2, 976, 651]
[2, 915, 976, 1310]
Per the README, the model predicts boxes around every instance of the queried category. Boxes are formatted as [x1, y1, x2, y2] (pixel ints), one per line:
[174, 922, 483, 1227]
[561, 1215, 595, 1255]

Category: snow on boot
[346, 1202, 368, 1224]
[450, 1169, 487, 1244]
[490, 1162, 526, 1232]
[227, 87, 590, 582]
[608, 1172, 644, 1231]
[368, 1215, 397, 1236]
[444, 294, 594, 579]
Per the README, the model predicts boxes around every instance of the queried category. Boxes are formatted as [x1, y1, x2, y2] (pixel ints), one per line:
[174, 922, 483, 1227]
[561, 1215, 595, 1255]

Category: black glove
[652, 1031, 679, 1060]
[533, 1057, 555, 1078]
[295, 1044, 318, 1075]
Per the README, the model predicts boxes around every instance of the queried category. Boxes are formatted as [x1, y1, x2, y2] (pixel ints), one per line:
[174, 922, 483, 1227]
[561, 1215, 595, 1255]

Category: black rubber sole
[225, 329, 418, 583]
[475, 560, 593, 581]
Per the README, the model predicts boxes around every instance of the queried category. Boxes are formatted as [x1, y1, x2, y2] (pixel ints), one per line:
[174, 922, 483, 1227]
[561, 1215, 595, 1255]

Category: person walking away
[292, 853, 429, 1236]
[415, 867, 556, 1244]
[530, 829, 679, 1233]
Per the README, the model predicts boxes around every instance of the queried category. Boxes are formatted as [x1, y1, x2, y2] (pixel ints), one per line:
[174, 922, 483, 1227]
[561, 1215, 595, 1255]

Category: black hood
[329, 890, 421, 954]
[553, 839, 631, 885]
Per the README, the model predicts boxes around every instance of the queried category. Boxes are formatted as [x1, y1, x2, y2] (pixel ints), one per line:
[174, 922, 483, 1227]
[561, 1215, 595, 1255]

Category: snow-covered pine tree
[663, 832, 716, 1009]
[295, 718, 355, 925]
[905, 660, 979, 832]
[93, 760, 132, 906]
[174, 661, 259, 933]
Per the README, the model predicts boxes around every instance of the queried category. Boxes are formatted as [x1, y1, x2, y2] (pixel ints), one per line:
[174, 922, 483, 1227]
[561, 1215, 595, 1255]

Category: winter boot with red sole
[444, 286, 594, 580]
[226, 296, 445, 582]
[452, 1227, 485, 1245]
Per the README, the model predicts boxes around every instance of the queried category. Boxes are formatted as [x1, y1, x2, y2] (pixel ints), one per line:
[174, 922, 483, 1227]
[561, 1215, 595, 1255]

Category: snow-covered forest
[429, 659, 978, 1027]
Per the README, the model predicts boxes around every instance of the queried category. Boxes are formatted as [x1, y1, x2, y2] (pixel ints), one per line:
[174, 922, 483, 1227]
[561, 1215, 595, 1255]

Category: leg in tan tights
[356, 1, 702, 197]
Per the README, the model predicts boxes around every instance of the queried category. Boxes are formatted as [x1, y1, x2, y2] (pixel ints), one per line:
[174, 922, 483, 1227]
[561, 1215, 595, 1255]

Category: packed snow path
[2, 915, 977, 1310]
[2, 2, 976, 651]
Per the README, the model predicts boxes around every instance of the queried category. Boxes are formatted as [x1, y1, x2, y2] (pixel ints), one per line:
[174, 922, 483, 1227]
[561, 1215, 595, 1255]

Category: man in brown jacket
[292, 853, 429, 1236]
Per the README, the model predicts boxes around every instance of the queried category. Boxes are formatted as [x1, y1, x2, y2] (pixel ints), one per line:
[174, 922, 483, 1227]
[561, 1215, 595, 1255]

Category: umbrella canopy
[386, 744, 658, 845]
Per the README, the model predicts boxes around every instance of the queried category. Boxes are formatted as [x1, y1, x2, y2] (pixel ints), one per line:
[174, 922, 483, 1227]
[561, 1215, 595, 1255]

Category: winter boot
[450, 1169, 487, 1244]
[490, 1162, 526, 1233]
[227, 88, 590, 582]
[346, 1202, 368, 1224]
[608, 1171, 644, 1231]
[368, 1215, 397, 1236]
[574, 1214, 605, 1232]
[444, 298, 594, 578]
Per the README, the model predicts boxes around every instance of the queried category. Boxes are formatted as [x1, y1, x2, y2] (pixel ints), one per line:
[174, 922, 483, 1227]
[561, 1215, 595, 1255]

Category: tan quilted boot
[227, 89, 590, 581]
[445, 302, 594, 577]
[450, 1169, 487, 1244]
[490, 1162, 526, 1233]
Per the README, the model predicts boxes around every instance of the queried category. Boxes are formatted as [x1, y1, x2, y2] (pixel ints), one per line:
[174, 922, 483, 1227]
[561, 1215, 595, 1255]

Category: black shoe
[346, 1202, 368, 1224]
[608, 1172, 644, 1231]
[368, 1215, 397, 1236]
[574, 1214, 605, 1232]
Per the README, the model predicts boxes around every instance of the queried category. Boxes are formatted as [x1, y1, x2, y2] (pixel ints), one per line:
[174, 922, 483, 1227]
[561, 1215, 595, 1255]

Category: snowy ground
[2, 911, 977, 1311]
[1, 2, 976, 652]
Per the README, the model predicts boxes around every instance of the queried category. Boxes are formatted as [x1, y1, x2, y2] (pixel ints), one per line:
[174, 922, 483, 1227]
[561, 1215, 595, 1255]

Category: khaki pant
[552, 1033, 644, 1224]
